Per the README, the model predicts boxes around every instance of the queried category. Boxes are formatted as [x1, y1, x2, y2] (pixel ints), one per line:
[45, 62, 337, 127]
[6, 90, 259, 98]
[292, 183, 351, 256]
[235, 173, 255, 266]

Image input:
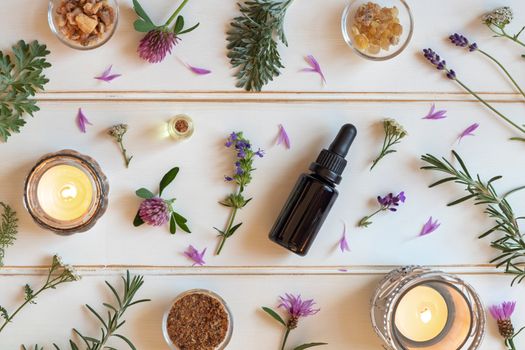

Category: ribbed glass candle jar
[370, 266, 485, 350]
[24, 149, 109, 235]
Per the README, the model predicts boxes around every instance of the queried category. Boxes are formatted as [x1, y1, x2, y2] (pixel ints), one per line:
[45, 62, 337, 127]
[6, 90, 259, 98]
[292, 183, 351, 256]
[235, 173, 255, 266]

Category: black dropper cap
[309, 124, 357, 184]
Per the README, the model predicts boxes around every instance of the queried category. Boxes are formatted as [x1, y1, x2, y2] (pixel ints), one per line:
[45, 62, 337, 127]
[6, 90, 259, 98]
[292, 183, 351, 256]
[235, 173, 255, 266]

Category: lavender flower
[262, 294, 326, 350]
[449, 33, 478, 52]
[422, 48, 525, 138]
[358, 191, 406, 228]
[216, 132, 263, 255]
[138, 197, 169, 226]
[419, 217, 440, 236]
[458, 123, 479, 143]
[423, 104, 447, 120]
[277, 124, 291, 149]
[339, 223, 350, 252]
[76, 108, 92, 133]
[489, 301, 522, 349]
[133, 0, 199, 64]
[184, 245, 206, 266]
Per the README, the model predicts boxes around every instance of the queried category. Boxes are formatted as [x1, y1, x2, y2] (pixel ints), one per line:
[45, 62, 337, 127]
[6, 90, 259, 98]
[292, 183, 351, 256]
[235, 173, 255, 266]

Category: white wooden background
[1, 0, 525, 349]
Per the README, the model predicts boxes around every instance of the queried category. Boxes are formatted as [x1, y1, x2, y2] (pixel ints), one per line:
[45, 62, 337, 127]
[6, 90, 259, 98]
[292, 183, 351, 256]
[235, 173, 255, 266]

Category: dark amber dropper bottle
[269, 124, 357, 256]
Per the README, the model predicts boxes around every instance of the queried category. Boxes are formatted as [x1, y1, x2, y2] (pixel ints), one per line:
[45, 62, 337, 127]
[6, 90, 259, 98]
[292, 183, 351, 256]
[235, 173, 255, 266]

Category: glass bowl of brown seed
[48, 0, 119, 50]
[162, 289, 234, 350]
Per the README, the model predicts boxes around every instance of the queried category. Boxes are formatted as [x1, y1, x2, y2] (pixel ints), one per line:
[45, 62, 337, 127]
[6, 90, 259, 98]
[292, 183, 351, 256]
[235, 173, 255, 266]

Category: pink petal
[277, 124, 291, 149]
[184, 62, 211, 75]
[301, 54, 326, 84]
[184, 245, 206, 266]
[422, 103, 447, 120]
[94, 65, 122, 82]
[419, 217, 440, 236]
[458, 123, 479, 142]
[76, 108, 92, 133]
[339, 222, 350, 252]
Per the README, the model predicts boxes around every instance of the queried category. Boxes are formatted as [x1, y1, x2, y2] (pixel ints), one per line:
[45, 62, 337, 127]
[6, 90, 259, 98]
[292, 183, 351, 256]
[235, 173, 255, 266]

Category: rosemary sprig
[0, 202, 18, 266]
[226, 0, 294, 91]
[0, 40, 51, 142]
[0, 255, 80, 333]
[22, 271, 149, 350]
[421, 151, 525, 285]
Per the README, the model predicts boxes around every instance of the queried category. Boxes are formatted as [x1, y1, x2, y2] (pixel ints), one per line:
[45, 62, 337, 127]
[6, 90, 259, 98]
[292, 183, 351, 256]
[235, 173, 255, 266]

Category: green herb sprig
[370, 119, 407, 171]
[22, 271, 149, 350]
[227, 0, 294, 91]
[0, 40, 51, 142]
[421, 151, 525, 285]
[0, 255, 80, 333]
[134, 167, 191, 234]
[0, 202, 18, 266]
[133, 0, 199, 35]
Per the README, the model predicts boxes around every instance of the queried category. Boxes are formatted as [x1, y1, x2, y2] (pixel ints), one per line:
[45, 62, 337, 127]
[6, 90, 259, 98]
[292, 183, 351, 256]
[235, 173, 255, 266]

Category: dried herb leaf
[0, 202, 18, 266]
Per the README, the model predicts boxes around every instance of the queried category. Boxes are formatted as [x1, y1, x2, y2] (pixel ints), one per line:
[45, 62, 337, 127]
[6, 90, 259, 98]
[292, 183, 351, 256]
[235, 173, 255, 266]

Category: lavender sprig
[262, 294, 326, 350]
[370, 119, 407, 171]
[0, 255, 80, 333]
[215, 132, 263, 255]
[422, 48, 525, 139]
[482, 7, 525, 51]
[449, 33, 525, 100]
[358, 192, 406, 228]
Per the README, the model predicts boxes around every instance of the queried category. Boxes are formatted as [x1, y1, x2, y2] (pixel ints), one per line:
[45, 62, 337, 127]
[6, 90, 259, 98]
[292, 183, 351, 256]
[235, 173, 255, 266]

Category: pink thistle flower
[138, 30, 179, 63]
[184, 245, 206, 266]
[76, 108, 92, 133]
[279, 294, 320, 320]
[138, 197, 169, 226]
[489, 301, 517, 339]
[419, 217, 441, 236]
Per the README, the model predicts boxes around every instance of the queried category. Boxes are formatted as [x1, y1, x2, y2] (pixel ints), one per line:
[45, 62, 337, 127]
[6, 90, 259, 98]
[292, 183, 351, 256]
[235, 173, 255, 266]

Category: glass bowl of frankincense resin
[341, 0, 413, 61]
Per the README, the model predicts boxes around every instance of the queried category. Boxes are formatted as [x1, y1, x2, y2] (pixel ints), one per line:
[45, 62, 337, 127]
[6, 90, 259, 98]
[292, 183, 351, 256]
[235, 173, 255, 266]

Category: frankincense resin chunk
[352, 2, 403, 54]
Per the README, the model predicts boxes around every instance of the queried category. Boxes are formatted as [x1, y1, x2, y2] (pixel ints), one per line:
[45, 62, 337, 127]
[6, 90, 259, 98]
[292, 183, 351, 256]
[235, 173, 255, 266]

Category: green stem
[478, 49, 525, 100]
[165, 0, 190, 27]
[216, 202, 240, 255]
[453, 77, 525, 134]
[280, 328, 291, 350]
[502, 27, 525, 49]
[507, 337, 516, 350]
[118, 140, 132, 168]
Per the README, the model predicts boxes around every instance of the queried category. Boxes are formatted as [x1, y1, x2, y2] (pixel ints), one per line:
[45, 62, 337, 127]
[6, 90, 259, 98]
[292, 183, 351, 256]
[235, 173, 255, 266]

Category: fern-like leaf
[0, 202, 18, 266]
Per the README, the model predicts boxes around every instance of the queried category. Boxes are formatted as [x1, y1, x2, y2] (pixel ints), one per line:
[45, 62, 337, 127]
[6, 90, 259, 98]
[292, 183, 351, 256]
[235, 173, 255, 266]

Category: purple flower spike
[446, 69, 457, 79]
[138, 30, 178, 63]
[139, 197, 169, 226]
[377, 191, 406, 211]
[423, 104, 447, 120]
[419, 217, 440, 236]
[277, 124, 291, 149]
[184, 245, 207, 266]
[279, 294, 320, 319]
[94, 65, 122, 82]
[301, 55, 326, 84]
[76, 108, 92, 133]
[184, 62, 212, 75]
[339, 222, 350, 253]
[458, 123, 479, 142]
[489, 301, 516, 321]
[449, 33, 469, 47]
[423, 48, 457, 80]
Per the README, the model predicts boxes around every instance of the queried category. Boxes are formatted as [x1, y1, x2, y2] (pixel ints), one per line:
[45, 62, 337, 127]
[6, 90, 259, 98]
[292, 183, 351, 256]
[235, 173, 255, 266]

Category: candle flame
[60, 184, 78, 201]
[420, 308, 432, 324]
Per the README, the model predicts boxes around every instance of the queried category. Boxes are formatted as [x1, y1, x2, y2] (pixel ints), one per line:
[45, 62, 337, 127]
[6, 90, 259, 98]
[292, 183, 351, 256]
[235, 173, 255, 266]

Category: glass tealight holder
[24, 149, 109, 235]
[371, 266, 485, 350]
[162, 289, 233, 350]
[167, 114, 194, 141]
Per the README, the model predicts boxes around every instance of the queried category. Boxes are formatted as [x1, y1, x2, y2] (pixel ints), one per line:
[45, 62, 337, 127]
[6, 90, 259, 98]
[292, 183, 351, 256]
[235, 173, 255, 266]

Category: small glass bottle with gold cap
[168, 114, 194, 141]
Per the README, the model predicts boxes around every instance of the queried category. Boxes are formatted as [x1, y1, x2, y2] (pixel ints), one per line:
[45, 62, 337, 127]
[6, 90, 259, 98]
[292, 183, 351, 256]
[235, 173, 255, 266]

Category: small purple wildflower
[224, 176, 234, 182]
[184, 245, 207, 266]
[301, 54, 326, 84]
[458, 123, 479, 142]
[423, 104, 447, 120]
[138, 30, 179, 64]
[76, 108, 92, 133]
[279, 294, 320, 321]
[94, 65, 122, 82]
[419, 217, 440, 236]
[277, 124, 291, 149]
[423, 48, 457, 80]
[358, 191, 406, 227]
[489, 301, 517, 340]
[138, 197, 169, 226]
[339, 222, 350, 253]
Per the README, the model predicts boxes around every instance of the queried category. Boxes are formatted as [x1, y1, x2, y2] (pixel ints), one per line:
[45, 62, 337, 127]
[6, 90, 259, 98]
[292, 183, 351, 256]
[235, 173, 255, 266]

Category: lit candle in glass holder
[371, 266, 485, 350]
[24, 150, 109, 235]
